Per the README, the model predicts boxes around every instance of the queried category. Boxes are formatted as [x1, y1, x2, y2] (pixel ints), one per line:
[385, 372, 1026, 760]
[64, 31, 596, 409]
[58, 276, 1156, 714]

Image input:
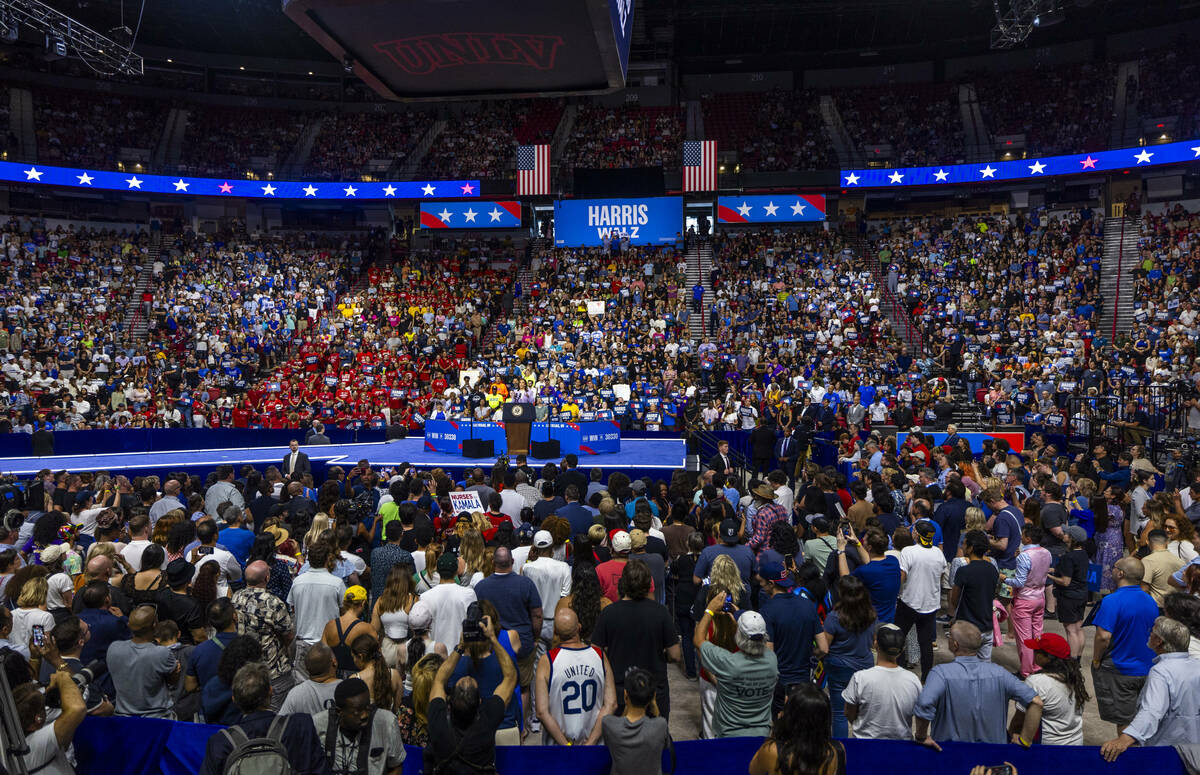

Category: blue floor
[0, 437, 687, 477]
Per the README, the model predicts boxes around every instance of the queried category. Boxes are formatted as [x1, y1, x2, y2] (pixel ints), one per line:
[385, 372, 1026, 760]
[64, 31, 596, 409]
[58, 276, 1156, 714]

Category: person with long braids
[1008, 633, 1088, 745]
[555, 563, 610, 642]
[349, 632, 402, 712]
[749, 683, 845, 775]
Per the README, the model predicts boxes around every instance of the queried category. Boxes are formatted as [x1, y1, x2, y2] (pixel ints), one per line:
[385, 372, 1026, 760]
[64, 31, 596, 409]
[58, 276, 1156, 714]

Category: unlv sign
[375, 32, 564, 76]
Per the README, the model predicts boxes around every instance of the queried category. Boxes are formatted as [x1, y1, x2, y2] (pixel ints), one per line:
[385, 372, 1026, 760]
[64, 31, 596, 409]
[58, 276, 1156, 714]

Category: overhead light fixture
[1033, 5, 1065, 25]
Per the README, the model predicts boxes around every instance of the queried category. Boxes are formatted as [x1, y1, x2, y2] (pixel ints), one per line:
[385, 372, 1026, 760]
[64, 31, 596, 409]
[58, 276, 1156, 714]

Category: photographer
[446, 600, 523, 745]
[424, 609, 517, 775]
[15, 631, 88, 773]
[36, 615, 113, 716]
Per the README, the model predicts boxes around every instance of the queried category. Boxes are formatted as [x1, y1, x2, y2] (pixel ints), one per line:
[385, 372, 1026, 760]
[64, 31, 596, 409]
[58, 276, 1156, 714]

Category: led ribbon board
[717, 194, 827, 223]
[0, 161, 480, 201]
[419, 201, 522, 228]
[840, 139, 1200, 188]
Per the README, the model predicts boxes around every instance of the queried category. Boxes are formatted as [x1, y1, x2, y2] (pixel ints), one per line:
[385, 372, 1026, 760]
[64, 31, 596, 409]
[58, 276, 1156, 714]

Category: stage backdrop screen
[554, 196, 682, 247]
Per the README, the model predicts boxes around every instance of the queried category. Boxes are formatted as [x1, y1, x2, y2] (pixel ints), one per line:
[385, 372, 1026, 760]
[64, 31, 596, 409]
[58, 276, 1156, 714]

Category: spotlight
[1033, 5, 1065, 26]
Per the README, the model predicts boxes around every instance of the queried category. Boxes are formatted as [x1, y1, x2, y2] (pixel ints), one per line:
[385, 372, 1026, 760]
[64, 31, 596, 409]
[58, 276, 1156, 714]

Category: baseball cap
[875, 623, 905, 656]
[760, 560, 794, 588]
[736, 610, 767, 641]
[630, 479, 647, 493]
[719, 519, 739, 543]
[436, 552, 459, 577]
[1023, 633, 1070, 660]
[629, 528, 647, 551]
[517, 522, 535, 543]
[408, 600, 434, 629]
[914, 520, 937, 547]
[1064, 525, 1088, 544]
[75, 490, 94, 505]
[533, 530, 553, 549]
[611, 530, 631, 553]
[344, 585, 367, 604]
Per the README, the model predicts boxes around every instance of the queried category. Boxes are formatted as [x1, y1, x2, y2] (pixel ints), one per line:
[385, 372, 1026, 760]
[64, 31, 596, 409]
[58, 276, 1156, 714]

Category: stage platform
[0, 437, 687, 480]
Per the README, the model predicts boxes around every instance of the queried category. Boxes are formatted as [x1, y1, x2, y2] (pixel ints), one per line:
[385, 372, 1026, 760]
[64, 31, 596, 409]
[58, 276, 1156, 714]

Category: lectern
[502, 403, 535, 456]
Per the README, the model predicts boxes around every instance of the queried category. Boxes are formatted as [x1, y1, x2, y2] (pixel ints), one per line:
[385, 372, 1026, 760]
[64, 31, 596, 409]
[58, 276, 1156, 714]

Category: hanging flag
[517, 144, 551, 196]
[683, 140, 717, 192]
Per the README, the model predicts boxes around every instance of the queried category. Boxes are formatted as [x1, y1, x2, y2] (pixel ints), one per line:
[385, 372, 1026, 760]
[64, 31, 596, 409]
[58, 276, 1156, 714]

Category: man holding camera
[425, 612, 518, 774]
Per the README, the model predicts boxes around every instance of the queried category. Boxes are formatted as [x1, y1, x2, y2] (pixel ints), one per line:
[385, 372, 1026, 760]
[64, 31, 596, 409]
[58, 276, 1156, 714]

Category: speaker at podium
[502, 403, 535, 456]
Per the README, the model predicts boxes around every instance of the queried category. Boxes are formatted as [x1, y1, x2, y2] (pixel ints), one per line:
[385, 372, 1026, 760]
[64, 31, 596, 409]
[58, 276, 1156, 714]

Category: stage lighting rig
[0, 0, 143, 75]
[990, 0, 1063, 48]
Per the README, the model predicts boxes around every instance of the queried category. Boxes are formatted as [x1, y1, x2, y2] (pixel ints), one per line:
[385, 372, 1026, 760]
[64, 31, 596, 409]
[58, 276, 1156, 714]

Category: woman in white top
[399, 600, 447, 694]
[458, 530, 490, 589]
[1009, 634, 1086, 745]
[1164, 515, 1199, 563]
[11, 575, 56, 648]
[371, 564, 419, 668]
[39, 545, 75, 614]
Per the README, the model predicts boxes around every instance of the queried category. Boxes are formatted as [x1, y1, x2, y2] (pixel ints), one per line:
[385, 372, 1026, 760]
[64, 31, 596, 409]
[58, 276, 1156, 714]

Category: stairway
[396, 119, 446, 180]
[122, 230, 163, 346]
[1111, 61, 1141, 149]
[163, 109, 189, 171]
[959, 83, 991, 163]
[684, 241, 715, 341]
[1098, 216, 1139, 339]
[11, 87, 35, 163]
[854, 235, 925, 354]
[819, 95, 862, 168]
[284, 116, 324, 179]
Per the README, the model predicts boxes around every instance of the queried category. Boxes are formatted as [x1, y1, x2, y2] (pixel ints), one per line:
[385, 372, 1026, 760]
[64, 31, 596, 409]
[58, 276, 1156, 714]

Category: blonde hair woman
[304, 512, 333, 550]
[964, 506, 987, 535]
[415, 543, 442, 592]
[12, 575, 55, 647]
[459, 530, 490, 588]
[693, 554, 743, 738]
[396, 652, 445, 747]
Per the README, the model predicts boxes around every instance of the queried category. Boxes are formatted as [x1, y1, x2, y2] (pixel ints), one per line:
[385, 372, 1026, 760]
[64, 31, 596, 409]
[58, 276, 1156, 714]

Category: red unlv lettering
[374, 32, 564, 76]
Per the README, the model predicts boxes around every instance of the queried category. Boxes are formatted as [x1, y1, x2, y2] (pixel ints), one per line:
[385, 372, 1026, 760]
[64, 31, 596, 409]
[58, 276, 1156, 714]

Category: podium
[502, 403, 534, 456]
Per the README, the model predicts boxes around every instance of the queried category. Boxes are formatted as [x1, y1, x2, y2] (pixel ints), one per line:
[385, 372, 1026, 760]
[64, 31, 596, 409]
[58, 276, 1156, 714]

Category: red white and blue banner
[0, 161, 479, 201]
[717, 194, 826, 223]
[840, 139, 1200, 189]
[418, 200, 521, 229]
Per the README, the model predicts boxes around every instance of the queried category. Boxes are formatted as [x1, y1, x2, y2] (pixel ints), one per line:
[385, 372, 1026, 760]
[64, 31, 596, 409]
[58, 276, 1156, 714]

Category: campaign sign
[553, 197, 682, 247]
[448, 491, 485, 514]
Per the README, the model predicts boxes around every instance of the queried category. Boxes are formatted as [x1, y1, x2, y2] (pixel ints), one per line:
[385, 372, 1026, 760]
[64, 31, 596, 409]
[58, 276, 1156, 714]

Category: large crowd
[561, 105, 684, 172]
[701, 90, 834, 172]
[33, 88, 168, 172]
[834, 83, 963, 167]
[976, 63, 1115, 157]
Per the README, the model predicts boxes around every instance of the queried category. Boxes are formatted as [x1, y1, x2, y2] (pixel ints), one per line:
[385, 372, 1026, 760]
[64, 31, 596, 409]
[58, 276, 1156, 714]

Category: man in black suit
[554, 454, 589, 499]
[305, 422, 331, 445]
[708, 440, 734, 477]
[281, 439, 311, 479]
[749, 418, 777, 476]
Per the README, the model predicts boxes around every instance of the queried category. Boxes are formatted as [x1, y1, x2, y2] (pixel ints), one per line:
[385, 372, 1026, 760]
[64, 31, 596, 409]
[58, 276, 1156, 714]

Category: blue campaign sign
[424, 420, 621, 456]
[419, 201, 521, 229]
[554, 197, 682, 247]
[717, 194, 827, 223]
[840, 138, 1200, 189]
[0, 160, 479, 201]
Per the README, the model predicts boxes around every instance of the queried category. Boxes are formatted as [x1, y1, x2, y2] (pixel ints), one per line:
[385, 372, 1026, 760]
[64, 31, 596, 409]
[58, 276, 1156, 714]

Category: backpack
[220, 716, 292, 775]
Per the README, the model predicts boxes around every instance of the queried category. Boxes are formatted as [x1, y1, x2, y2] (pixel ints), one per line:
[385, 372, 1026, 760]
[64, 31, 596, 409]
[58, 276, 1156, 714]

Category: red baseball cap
[1023, 633, 1070, 660]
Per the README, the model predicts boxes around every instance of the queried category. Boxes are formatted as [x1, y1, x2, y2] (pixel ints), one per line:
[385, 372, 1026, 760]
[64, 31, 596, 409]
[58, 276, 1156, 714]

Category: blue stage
[0, 437, 687, 481]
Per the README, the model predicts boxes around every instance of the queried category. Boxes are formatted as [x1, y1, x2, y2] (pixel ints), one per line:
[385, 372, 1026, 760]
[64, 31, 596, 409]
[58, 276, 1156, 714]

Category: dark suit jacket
[708, 452, 733, 473]
[304, 432, 331, 445]
[555, 469, 589, 499]
[282, 450, 311, 478]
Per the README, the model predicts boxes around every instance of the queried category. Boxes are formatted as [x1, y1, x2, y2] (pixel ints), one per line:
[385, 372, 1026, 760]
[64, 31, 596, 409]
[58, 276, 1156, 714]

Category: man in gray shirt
[279, 644, 342, 716]
[106, 606, 181, 718]
[148, 478, 185, 525]
[313, 678, 405, 775]
[204, 464, 245, 518]
[912, 622, 1043, 749]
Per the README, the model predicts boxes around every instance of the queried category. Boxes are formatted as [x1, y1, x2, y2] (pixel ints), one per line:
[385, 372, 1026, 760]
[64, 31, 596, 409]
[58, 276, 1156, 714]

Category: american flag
[683, 140, 718, 192]
[517, 144, 550, 196]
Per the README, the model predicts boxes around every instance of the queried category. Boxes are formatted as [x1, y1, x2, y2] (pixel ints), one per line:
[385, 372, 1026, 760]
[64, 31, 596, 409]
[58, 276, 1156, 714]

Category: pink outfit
[1009, 544, 1051, 676]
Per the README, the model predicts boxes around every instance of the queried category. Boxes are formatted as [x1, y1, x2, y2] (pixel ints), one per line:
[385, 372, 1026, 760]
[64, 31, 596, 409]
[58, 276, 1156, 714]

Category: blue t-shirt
[473, 572, 543, 656]
[694, 543, 757, 584]
[1091, 585, 1159, 676]
[852, 555, 902, 623]
[186, 631, 237, 688]
[218, 527, 255, 566]
[990, 506, 1024, 570]
[448, 635, 523, 730]
[822, 610, 876, 670]
[758, 592, 819, 684]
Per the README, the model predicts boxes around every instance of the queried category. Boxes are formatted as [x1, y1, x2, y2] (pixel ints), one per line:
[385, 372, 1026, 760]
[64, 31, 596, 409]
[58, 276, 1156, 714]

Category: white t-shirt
[1020, 672, 1083, 745]
[521, 557, 572, 638]
[899, 545, 946, 614]
[46, 572, 75, 610]
[121, 539, 162, 571]
[11, 607, 56, 651]
[22, 723, 75, 775]
[419, 582, 477, 648]
[841, 665, 923, 740]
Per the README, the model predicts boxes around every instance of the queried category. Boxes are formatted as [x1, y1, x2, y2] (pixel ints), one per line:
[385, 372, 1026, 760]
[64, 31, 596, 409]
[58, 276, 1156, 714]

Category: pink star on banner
[218, 181, 233, 193]
[1080, 156, 1097, 169]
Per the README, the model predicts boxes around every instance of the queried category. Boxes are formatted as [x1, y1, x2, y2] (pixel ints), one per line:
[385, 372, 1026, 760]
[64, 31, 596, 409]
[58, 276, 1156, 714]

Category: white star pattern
[383, 185, 397, 197]
[933, 169, 949, 181]
[460, 183, 475, 194]
[844, 173, 860, 185]
[888, 171, 904, 184]
[173, 179, 189, 191]
[343, 185, 357, 197]
[979, 165, 996, 179]
[790, 201, 807, 215]
[736, 202, 753, 217]
[126, 176, 143, 189]
[763, 201, 779, 216]
[1192, 146, 1200, 158]
[1134, 149, 1154, 164]
[24, 167, 43, 181]
[437, 208, 453, 223]
[489, 207, 503, 222]
[421, 184, 436, 196]
[261, 183, 277, 196]
[463, 208, 478, 222]
[303, 185, 318, 197]
[77, 172, 94, 185]
[1029, 161, 1047, 174]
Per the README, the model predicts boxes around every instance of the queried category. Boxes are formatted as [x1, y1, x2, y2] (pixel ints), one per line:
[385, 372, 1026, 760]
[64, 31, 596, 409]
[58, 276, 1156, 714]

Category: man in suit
[708, 440, 734, 477]
[554, 454, 589, 499]
[281, 440, 311, 479]
[305, 422, 331, 445]
[749, 419, 777, 476]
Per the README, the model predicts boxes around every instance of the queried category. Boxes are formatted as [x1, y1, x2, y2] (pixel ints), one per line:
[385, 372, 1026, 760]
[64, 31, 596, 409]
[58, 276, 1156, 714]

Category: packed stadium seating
[834, 83, 963, 166]
[561, 104, 684, 171]
[34, 88, 168, 170]
[701, 89, 834, 171]
[976, 62, 1115, 155]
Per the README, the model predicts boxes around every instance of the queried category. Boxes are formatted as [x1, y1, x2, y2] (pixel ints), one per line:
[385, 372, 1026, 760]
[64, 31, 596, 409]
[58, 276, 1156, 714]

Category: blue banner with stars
[0, 161, 479, 200]
[717, 194, 826, 223]
[839, 139, 1200, 189]
[418, 200, 522, 229]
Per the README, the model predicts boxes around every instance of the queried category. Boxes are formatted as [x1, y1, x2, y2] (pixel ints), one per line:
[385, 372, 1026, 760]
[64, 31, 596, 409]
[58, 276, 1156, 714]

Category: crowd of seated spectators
[702, 89, 834, 171]
[34, 88, 168, 171]
[835, 83, 963, 167]
[304, 109, 429, 181]
[1133, 40, 1200, 139]
[976, 62, 1115, 156]
[178, 107, 311, 178]
[561, 105, 683, 171]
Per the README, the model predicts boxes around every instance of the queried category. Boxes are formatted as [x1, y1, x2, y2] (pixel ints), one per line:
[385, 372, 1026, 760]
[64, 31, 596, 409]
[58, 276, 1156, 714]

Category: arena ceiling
[38, 0, 1200, 66]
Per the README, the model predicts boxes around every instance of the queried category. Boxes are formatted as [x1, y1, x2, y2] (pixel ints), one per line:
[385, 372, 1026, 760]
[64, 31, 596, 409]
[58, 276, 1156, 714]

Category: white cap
[533, 530, 553, 548]
[737, 610, 767, 641]
[611, 530, 631, 553]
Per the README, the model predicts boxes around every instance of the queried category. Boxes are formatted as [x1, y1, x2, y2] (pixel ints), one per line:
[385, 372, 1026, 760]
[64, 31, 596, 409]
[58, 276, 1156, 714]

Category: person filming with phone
[425, 603, 518, 774]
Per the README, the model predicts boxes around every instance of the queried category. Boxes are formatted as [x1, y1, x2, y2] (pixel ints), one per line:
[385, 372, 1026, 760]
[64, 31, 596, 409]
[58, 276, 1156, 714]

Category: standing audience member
[107, 605, 182, 718]
[1091, 557, 1159, 733]
[842, 623, 922, 740]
